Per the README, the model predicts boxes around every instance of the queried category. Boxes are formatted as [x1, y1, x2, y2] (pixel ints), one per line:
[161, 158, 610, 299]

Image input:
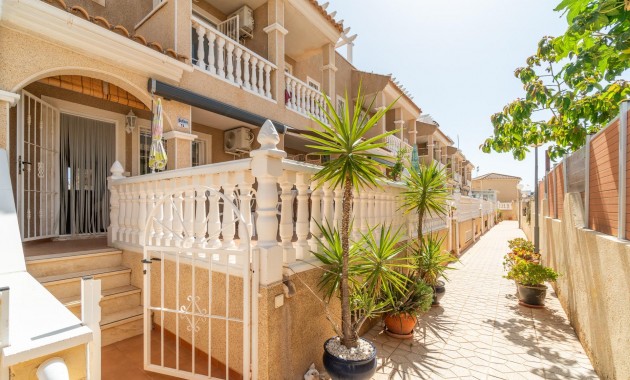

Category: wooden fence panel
[589, 120, 620, 236]
[547, 170, 555, 218]
[566, 147, 585, 193]
[555, 163, 565, 219]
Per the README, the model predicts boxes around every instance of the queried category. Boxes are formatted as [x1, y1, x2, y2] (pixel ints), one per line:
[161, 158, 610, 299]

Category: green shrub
[505, 260, 559, 286]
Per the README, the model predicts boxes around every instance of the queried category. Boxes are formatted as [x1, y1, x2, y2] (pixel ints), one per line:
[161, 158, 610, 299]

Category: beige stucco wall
[9, 344, 87, 380]
[540, 193, 630, 379]
[472, 177, 519, 203]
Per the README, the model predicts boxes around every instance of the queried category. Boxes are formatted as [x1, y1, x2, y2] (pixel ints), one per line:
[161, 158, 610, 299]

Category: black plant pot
[322, 338, 377, 380]
[517, 283, 547, 307]
[432, 280, 446, 305]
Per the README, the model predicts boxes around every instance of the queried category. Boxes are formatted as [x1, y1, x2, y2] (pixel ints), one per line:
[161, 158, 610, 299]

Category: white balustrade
[284, 73, 326, 121]
[192, 16, 277, 101]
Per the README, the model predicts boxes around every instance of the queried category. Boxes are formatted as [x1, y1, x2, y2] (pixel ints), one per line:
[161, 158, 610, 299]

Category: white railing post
[309, 184, 323, 252]
[81, 277, 101, 380]
[257, 60, 265, 96]
[108, 161, 124, 245]
[264, 64, 272, 99]
[216, 36, 226, 78]
[235, 47, 243, 86]
[279, 173, 296, 264]
[194, 23, 206, 69]
[251, 120, 286, 285]
[250, 57, 259, 94]
[221, 174, 237, 249]
[295, 173, 311, 259]
[207, 31, 216, 75]
[226, 41, 235, 83]
[236, 172, 255, 249]
[322, 182, 334, 225]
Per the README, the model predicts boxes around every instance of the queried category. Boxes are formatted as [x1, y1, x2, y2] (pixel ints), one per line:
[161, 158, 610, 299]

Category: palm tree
[305, 87, 397, 349]
[400, 161, 450, 243]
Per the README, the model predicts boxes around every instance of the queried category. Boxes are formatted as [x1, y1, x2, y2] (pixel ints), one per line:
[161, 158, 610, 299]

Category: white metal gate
[142, 186, 258, 380]
[16, 90, 60, 241]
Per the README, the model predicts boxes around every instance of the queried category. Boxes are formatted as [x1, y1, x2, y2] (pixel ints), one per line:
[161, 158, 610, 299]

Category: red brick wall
[589, 120, 620, 235]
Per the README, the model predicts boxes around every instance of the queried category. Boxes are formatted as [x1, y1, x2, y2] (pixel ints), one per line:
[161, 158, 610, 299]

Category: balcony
[191, 15, 277, 101]
[385, 135, 412, 158]
[498, 202, 513, 210]
[284, 73, 326, 121]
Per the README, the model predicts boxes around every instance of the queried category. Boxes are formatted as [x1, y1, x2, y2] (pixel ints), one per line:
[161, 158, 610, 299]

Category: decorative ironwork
[179, 295, 207, 333]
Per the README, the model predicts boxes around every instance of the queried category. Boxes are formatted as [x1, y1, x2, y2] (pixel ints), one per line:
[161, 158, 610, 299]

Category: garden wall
[539, 194, 630, 379]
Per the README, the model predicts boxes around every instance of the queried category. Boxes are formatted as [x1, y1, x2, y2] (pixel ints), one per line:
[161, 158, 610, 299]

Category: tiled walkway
[365, 221, 598, 380]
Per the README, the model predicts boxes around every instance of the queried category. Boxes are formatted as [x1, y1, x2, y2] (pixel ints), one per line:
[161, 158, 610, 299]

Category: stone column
[163, 131, 196, 170]
[251, 119, 286, 285]
[321, 42, 337, 100]
[263, 0, 288, 103]
[0, 91, 20, 151]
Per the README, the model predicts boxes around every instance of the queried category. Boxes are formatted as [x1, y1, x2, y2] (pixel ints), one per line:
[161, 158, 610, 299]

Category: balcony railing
[385, 135, 412, 157]
[191, 15, 277, 101]
[453, 172, 462, 183]
[284, 73, 326, 120]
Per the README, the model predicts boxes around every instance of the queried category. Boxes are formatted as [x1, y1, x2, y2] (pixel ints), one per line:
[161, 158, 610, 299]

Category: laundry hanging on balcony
[148, 98, 167, 172]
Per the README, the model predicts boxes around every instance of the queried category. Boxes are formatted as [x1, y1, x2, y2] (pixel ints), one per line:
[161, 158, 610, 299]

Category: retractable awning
[148, 78, 293, 135]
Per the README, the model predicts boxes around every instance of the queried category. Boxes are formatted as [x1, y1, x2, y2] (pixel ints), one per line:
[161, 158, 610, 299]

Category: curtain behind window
[60, 114, 115, 235]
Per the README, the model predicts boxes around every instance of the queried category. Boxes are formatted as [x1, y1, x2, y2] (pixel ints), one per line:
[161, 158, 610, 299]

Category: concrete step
[38, 266, 132, 299]
[101, 306, 144, 346]
[61, 284, 142, 318]
[26, 248, 123, 278]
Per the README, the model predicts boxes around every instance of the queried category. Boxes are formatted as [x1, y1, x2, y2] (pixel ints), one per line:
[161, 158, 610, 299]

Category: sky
[327, 0, 569, 191]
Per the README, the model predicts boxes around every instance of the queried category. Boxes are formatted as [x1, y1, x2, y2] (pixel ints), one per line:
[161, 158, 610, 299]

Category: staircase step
[61, 285, 142, 318]
[101, 306, 144, 327]
[38, 266, 132, 299]
[27, 249, 123, 278]
[101, 306, 144, 346]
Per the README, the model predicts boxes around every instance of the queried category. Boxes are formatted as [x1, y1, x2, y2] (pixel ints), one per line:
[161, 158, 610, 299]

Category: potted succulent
[382, 278, 433, 338]
[412, 234, 457, 305]
[306, 87, 398, 380]
[505, 260, 559, 307]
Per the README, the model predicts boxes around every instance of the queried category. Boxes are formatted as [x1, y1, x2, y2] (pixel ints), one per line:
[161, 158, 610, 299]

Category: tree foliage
[482, 0, 630, 160]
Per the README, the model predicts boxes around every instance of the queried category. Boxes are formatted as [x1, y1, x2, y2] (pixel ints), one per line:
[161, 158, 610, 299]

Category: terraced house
[0, 0, 496, 378]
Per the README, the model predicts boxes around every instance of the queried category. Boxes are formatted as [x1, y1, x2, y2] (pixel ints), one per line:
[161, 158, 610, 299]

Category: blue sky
[328, 0, 568, 190]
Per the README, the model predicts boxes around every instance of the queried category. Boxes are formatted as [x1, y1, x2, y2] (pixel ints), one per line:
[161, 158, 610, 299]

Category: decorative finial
[258, 120, 280, 150]
[110, 161, 125, 179]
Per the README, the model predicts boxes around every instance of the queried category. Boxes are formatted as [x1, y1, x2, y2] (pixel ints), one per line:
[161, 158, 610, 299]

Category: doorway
[59, 113, 115, 236]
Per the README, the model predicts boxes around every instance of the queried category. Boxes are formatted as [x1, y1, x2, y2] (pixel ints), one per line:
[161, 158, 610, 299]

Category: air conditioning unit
[229, 5, 254, 39]
[224, 127, 254, 154]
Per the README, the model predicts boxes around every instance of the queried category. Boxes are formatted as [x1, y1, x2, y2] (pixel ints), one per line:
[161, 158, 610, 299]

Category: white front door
[16, 90, 60, 241]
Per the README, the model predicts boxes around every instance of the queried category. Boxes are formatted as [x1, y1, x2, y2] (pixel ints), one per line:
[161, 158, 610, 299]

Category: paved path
[365, 221, 598, 380]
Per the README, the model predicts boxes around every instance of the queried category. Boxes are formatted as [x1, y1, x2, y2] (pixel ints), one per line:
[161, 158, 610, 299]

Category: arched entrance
[11, 74, 152, 241]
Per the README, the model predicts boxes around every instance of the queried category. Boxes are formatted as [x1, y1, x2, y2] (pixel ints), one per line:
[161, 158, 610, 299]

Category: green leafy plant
[306, 86, 397, 349]
[503, 238, 540, 271]
[505, 260, 559, 287]
[384, 277, 433, 317]
[400, 162, 450, 243]
[482, 0, 630, 160]
[411, 234, 457, 287]
[312, 223, 410, 343]
[389, 147, 410, 181]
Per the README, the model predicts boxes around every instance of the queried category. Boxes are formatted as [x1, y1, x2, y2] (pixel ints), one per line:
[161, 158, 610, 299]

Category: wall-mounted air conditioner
[224, 127, 254, 154]
[229, 5, 254, 39]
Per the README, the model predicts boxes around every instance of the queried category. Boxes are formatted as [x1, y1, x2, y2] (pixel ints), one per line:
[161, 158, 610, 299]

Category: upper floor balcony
[191, 15, 277, 102]
[385, 135, 413, 158]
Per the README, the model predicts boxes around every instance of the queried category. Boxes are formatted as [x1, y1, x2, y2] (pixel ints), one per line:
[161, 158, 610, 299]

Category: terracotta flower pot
[384, 313, 417, 339]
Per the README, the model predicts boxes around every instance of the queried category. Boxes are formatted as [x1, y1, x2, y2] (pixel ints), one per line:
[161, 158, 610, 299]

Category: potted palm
[400, 162, 452, 305]
[305, 88, 397, 380]
[505, 260, 559, 307]
[412, 235, 457, 305]
[382, 277, 433, 338]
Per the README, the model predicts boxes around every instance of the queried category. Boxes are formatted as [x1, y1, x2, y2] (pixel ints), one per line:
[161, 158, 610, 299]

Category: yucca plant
[305, 86, 397, 349]
[400, 161, 450, 243]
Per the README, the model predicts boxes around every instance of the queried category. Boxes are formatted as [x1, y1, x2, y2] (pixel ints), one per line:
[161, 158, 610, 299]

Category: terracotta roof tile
[308, 0, 344, 33]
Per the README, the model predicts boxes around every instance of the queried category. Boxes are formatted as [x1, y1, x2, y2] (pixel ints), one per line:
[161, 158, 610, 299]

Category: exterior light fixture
[125, 110, 137, 134]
